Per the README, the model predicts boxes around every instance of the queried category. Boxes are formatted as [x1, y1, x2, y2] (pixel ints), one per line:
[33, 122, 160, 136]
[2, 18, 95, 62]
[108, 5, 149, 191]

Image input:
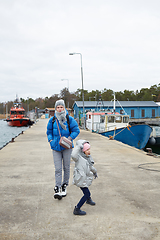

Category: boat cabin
[8, 102, 26, 118]
[86, 111, 130, 132]
[10, 108, 25, 117]
[86, 112, 105, 132]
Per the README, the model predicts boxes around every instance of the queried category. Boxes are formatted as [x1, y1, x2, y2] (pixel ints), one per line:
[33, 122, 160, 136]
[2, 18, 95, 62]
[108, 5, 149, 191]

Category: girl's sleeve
[71, 145, 80, 162]
[90, 165, 97, 174]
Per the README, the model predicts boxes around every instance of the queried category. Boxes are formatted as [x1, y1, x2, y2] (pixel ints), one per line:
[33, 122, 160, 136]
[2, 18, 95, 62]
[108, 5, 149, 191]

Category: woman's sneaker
[61, 183, 67, 197]
[54, 186, 62, 200]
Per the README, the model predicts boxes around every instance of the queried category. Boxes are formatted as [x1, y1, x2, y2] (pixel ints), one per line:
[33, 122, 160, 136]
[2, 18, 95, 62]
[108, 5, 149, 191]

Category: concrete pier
[1, 118, 160, 240]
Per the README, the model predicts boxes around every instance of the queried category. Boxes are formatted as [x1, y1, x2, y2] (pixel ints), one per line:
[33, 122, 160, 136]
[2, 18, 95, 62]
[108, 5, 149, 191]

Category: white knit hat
[55, 99, 65, 109]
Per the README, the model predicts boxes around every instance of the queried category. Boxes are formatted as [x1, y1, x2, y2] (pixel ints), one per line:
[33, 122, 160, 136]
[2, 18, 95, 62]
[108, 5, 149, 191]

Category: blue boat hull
[99, 124, 152, 149]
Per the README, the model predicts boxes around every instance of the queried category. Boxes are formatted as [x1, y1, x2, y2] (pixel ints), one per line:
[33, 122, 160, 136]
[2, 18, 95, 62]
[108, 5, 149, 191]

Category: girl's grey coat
[71, 139, 97, 188]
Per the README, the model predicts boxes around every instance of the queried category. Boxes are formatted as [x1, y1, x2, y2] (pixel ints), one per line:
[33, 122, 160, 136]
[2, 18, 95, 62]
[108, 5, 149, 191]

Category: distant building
[45, 108, 55, 118]
[73, 101, 160, 120]
[45, 108, 73, 118]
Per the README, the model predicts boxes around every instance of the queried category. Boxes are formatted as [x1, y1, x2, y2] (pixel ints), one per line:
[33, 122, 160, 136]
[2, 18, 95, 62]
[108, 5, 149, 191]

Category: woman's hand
[50, 140, 54, 148]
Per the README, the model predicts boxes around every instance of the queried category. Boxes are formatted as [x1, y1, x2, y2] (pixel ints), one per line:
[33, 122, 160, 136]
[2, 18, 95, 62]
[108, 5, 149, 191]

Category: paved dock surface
[1, 119, 160, 240]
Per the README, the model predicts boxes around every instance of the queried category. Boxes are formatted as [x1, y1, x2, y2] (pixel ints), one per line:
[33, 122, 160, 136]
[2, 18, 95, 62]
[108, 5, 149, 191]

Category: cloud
[0, 0, 160, 102]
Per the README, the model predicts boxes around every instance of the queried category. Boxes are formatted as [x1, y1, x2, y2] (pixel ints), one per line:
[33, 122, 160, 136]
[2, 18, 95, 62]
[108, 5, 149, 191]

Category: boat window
[108, 116, 114, 123]
[88, 115, 91, 119]
[123, 116, 129, 123]
[11, 111, 17, 115]
[100, 115, 105, 123]
[115, 116, 122, 123]
[19, 111, 24, 115]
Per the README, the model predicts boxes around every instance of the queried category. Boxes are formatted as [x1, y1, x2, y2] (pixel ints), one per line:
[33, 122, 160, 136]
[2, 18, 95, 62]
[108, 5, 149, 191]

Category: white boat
[86, 94, 152, 149]
[86, 111, 130, 133]
[86, 94, 129, 133]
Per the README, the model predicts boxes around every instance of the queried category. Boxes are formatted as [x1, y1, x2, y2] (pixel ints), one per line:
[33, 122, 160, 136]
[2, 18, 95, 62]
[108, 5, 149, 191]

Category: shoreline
[0, 115, 6, 119]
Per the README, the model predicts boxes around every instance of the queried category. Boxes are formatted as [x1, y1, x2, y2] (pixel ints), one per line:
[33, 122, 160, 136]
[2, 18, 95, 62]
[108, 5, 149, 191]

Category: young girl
[71, 139, 98, 215]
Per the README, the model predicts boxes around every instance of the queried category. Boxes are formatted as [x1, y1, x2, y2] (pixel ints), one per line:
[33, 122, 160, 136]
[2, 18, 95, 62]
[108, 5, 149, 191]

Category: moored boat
[100, 124, 152, 149]
[6, 103, 30, 127]
[86, 93, 152, 149]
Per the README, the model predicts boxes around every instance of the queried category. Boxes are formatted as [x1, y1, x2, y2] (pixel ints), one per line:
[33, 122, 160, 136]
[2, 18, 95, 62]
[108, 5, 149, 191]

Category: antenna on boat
[16, 94, 18, 102]
[14, 94, 21, 108]
[96, 94, 104, 111]
[111, 92, 127, 115]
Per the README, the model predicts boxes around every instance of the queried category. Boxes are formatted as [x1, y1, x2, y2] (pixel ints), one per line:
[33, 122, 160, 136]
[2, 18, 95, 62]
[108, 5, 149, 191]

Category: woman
[46, 99, 80, 200]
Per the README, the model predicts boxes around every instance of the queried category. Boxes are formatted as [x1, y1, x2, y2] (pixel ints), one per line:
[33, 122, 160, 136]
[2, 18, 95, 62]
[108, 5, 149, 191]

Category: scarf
[81, 152, 94, 165]
[55, 110, 67, 130]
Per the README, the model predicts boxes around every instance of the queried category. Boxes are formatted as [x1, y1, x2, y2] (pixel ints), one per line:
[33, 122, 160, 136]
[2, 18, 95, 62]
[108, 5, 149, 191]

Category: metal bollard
[146, 148, 153, 156]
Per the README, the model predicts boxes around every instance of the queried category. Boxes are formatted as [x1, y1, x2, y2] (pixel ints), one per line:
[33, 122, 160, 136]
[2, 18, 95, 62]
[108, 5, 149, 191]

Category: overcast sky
[1, 0, 160, 102]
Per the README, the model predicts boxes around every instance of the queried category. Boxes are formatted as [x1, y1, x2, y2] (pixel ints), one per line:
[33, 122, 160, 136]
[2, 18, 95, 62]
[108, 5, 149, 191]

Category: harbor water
[0, 119, 29, 150]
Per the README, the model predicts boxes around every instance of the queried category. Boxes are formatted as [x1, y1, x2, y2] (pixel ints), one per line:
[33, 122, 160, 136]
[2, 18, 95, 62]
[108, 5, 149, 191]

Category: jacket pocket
[73, 168, 85, 186]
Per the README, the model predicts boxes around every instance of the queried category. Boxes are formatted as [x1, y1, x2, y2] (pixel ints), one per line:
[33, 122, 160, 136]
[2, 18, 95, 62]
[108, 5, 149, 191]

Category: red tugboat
[6, 103, 30, 127]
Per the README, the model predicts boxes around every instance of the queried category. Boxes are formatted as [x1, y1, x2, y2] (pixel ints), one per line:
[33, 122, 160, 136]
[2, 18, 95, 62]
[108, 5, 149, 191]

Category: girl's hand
[94, 172, 98, 179]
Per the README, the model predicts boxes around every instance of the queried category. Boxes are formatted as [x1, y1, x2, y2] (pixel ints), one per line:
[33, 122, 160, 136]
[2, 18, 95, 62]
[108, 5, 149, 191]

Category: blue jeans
[77, 187, 91, 209]
[52, 149, 72, 188]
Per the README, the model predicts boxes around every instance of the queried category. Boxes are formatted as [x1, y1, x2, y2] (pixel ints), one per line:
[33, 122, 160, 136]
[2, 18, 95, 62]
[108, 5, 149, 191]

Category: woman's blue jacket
[46, 112, 80, 151]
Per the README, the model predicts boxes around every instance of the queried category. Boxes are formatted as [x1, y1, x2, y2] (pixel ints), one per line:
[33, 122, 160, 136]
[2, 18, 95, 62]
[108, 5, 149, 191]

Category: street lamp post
[69, 52, 85, 129]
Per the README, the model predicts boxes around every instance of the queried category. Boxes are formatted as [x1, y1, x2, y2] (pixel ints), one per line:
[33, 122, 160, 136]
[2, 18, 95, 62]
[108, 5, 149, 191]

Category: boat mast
[112, 91, 127, 115]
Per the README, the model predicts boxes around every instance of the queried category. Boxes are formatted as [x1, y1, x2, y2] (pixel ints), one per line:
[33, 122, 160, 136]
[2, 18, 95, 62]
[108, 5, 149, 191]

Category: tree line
[0, 83, 160, 114]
